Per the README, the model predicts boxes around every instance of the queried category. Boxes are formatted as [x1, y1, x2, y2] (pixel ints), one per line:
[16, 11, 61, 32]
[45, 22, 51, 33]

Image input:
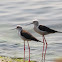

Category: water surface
[0, 0, 62, 62]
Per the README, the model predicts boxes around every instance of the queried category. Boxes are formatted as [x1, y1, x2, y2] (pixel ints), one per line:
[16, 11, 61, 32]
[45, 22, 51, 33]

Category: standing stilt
[26, 20, 62, 62]
[15, 26, 42, 62]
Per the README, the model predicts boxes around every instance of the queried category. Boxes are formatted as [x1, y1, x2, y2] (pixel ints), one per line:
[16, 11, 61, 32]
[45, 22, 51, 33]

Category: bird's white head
[26, 21, 39, 27]
[33, 21, 39, 26]
[16, 26, 22, 32]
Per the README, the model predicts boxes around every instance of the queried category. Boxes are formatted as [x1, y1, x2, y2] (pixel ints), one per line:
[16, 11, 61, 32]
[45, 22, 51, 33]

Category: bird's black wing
[38, 25, 57, 33]
[21, 30, 39, 41]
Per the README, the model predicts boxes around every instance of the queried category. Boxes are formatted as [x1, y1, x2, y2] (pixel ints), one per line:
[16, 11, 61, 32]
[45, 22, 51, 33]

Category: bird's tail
[57, 31, 62, 33]
[32, 37, 43, 43]
[37, 40, 43, 43]
[36, 39, 43, 43]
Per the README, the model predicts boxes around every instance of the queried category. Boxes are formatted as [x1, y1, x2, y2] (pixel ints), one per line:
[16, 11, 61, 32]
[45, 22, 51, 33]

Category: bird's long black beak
[26, 23, 33, 26]
[11, 28, 16, 30]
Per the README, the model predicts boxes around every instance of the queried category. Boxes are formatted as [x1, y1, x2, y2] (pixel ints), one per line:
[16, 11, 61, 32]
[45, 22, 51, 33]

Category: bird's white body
[34, 25, 48, 35]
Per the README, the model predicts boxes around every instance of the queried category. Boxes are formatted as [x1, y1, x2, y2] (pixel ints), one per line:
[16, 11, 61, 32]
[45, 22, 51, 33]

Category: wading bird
[15, 26, 43, 62]
[27, 21, 62, 62]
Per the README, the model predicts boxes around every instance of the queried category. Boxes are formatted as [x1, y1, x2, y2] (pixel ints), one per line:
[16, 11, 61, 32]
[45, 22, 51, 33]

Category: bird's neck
[34, 24, 39, 27]
[17, 29, 22, 36]
[18, 29, 22, 33]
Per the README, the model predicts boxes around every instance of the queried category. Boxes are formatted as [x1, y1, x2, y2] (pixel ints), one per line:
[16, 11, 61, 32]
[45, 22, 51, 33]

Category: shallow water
[0, 0, 62, 62]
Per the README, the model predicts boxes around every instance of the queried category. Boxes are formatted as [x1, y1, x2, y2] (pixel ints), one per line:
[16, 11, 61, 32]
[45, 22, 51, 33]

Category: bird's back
[38, 25, 58, 33]
[20, 30, 41, 42]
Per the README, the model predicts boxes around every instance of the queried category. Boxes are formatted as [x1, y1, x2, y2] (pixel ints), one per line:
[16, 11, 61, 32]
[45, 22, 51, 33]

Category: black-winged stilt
[15, 26, 43, 62]
[27, 21, 62, 62]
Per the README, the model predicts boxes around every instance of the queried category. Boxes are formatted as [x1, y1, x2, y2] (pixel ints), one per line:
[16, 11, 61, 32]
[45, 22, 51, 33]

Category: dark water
[0, 0, 62, 62]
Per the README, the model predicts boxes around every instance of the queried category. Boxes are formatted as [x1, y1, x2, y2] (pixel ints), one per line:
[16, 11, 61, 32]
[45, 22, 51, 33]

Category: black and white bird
[15, 26, 43, 62]
[27, 21, 62, 62]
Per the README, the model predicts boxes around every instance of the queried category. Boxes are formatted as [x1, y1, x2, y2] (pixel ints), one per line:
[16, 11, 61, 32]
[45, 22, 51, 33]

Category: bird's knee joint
[29, 47, 30, 49]
[24, 48, 25, 50]
[46, 42, 47, 45]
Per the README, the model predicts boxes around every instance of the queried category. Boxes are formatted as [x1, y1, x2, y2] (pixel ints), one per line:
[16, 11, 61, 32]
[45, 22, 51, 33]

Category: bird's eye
[17, 26, 19, 28]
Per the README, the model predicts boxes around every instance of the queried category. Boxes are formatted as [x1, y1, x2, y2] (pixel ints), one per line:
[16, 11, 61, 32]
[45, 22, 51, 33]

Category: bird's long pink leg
[27, 41, 30, 62]
[44, 36, 47, 62]
[42, 35, 45, 61]
[24, 41, 25, 62]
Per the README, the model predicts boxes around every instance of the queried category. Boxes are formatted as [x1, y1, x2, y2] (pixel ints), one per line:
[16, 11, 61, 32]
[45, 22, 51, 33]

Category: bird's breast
[18, 31, 27, 41]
